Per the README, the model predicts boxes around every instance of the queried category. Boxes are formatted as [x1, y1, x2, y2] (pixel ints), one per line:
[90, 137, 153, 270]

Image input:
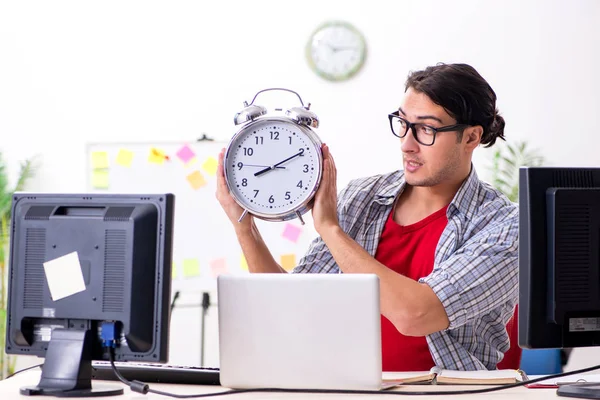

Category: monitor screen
[5, 193, 174, 397]
[519, 167, 600, 350]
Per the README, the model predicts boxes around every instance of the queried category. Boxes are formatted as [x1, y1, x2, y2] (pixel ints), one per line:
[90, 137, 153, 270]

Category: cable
[104, 357, 600, 398]
[99, 314, 600, 398]
[3, 363, 43, 380]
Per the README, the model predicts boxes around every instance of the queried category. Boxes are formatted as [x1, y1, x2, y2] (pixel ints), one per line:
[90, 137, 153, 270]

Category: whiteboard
[85, 140, 318, 295]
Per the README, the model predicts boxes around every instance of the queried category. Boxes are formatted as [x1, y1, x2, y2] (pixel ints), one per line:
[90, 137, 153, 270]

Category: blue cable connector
[100, 321, 119, 348]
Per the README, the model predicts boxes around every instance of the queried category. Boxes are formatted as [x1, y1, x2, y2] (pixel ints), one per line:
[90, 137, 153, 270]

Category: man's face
[397, 88, 470, 187]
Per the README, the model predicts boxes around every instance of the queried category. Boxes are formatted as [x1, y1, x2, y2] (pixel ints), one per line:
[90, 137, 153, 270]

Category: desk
[0, 370, 561, 399]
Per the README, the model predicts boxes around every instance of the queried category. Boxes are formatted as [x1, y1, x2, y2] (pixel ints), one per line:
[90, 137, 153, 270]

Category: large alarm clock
[224, 88, 323, 225]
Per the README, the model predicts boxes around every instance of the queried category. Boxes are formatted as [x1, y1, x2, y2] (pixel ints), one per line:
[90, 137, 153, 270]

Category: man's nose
[400, 127, 420, 153]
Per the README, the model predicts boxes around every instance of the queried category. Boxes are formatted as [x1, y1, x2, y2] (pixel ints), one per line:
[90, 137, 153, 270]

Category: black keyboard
[91, 361, 220, 386]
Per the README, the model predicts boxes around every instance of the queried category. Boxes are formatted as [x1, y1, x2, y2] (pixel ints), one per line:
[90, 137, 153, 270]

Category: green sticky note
[182, 259, 200, 278]
[92, 170, 109, 189]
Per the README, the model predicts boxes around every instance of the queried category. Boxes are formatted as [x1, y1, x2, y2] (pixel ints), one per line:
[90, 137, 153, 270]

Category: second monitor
[5, 193, 174, 397]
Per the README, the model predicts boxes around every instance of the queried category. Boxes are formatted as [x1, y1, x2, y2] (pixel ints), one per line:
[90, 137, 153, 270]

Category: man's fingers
[216, 149, 229, 196]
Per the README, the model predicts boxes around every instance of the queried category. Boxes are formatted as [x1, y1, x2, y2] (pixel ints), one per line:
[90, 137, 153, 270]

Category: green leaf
[506, 143, 518, 158]
[501, 156, 517, 168]
[494, 177, 511, 189]
[509, 185, 520, 202]
[498, 168, 515, 181]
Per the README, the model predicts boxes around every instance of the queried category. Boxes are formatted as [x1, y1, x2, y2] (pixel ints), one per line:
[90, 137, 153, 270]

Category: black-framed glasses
[388, 111, 469, 146]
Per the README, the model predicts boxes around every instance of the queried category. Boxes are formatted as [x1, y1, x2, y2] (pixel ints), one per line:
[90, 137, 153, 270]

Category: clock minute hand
[254, 150, 304, 177]
[330, 45, 357, 53]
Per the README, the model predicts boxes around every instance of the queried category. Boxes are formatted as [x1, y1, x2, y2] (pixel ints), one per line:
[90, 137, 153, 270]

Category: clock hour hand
[254, 150, 304, 177]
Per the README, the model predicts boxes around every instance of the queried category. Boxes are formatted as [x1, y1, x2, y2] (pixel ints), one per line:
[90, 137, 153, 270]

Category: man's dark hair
[405, 63, 505, 148]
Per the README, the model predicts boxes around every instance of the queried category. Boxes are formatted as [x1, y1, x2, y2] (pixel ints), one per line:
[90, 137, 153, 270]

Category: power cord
[105, 353, 600, 397]
[3, 363, 44, 380]
[101, 319, 600, 397]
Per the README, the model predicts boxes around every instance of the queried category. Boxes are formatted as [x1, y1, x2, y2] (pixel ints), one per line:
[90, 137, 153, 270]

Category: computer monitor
[5, 193, 174, 397]
[519, 167, 600, 398]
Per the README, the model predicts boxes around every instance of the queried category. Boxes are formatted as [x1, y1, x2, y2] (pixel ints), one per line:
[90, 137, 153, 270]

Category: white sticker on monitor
[569, 318, 600, 332]
[43, 252, 86, 301]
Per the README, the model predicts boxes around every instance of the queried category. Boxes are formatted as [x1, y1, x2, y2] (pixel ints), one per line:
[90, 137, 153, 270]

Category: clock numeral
[255, 136, 264, 145]
[303, 164, 309, 173]
[270, 131, 280, 140]
[243, 147, 254, 156]
[269, 195, 275, 204]
[296, 180, 303, 188]
[253, 190, 259, 198]
[237, 162, 243, 170]
[241, 178, 248, 187]
[288, 136, 292, 145]
[299, 148, 305, 156]
[285, 191, 291, 200]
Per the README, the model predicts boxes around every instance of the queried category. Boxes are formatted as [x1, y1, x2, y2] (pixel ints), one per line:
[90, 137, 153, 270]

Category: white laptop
[217, 273, 393, 390]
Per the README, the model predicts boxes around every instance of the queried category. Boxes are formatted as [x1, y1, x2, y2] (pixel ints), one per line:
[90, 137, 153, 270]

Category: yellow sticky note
[148, 148, 167, 165]
[280, 254, 296, 272]
[91, 151, 109, 169]
[116, 149, 134, 167]
[186, 170, 206, 190]
[240, 254, 248, 271]
[92, 170, 109, 189]
[182, 259, 200, 278]
[172, 262, 177, 279]
[202, 157, 218, 176]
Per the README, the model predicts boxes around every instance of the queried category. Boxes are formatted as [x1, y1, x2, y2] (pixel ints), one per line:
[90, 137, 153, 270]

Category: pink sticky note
[176, 145, 196, 164]
[282, 223, 302, 243]
[210, 258, 228, 278]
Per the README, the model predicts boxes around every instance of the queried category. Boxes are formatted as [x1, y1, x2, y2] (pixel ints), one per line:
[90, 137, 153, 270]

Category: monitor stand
[20, 328, 123, 397]
[558, 383, 600, 399]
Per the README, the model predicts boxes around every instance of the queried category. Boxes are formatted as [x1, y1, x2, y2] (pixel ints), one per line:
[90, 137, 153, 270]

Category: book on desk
[383, 368, 527, 386]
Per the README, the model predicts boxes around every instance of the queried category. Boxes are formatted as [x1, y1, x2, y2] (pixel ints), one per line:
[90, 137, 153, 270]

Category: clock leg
[296, 211, 305, 225]
[237, 209, 249, 223]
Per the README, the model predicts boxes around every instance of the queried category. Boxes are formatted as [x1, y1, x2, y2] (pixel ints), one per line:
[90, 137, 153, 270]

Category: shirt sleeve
[420, 207, 519, 330]
[292, 179, 360, 274]
[292, 235, 338, 273]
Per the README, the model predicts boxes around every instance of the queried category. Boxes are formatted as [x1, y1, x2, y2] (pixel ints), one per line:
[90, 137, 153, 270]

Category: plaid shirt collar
[374, 165, 481, 219]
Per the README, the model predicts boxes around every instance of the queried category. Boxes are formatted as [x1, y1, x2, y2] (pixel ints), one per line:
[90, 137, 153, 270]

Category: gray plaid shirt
[293, 168, 519, 370]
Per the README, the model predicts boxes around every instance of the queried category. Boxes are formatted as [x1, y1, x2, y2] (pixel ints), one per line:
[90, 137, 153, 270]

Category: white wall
[2, 0, 600, 370]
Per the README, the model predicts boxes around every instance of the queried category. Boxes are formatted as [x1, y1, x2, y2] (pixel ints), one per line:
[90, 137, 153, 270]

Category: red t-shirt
[375, 205, 449, 371]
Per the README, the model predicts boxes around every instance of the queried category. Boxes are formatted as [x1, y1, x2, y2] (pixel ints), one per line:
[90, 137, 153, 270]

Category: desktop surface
[0, 370, 569, 399]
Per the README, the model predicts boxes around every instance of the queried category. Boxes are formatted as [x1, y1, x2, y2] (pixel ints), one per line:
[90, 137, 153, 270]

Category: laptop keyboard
[91, 361, 220, 386]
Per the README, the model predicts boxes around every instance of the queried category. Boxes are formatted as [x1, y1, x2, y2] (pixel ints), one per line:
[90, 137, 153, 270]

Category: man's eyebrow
[398, 107, 444, 124]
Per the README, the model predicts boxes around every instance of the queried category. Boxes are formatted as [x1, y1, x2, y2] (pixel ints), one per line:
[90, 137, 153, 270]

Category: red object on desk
[525, 383, 559, 389]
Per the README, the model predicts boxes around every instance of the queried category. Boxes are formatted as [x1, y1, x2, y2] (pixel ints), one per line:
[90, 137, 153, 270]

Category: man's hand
[216, 149, 252, 232]
[312, 144, 340, 234]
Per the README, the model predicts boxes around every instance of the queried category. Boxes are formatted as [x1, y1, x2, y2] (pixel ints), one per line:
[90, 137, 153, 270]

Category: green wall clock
[306, 21, 367, 82]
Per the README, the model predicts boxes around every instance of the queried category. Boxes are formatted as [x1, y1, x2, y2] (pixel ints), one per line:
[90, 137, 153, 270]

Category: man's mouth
[405, 160, 423, 167]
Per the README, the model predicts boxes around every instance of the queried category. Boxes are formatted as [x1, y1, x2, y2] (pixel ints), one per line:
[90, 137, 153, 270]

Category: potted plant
[488, 140, 544, 202]
[0, 153, 36, 379]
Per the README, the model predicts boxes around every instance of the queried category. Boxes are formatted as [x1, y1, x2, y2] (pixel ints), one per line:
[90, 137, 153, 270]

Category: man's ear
[464, 126, 483, 150]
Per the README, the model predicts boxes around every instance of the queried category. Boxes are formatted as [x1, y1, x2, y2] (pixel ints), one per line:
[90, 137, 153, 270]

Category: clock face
[224, 118, 322, 219]
[306, 21, 367, 82]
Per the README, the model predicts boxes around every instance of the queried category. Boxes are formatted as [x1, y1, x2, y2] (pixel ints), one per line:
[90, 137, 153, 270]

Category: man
[216, 63, 518, 371]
